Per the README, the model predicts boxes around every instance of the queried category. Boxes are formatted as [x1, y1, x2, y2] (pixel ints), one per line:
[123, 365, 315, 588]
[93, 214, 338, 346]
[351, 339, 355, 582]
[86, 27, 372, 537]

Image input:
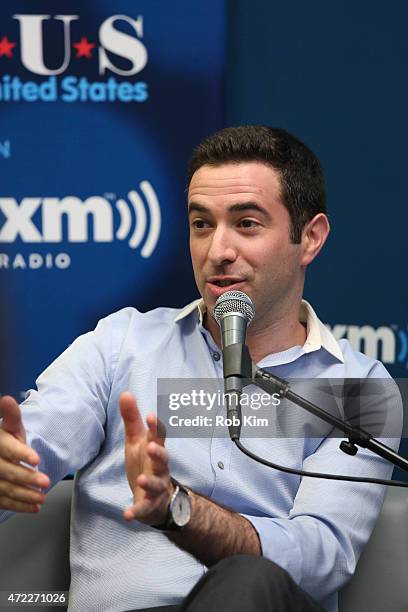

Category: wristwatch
[153, 480, 192, 531]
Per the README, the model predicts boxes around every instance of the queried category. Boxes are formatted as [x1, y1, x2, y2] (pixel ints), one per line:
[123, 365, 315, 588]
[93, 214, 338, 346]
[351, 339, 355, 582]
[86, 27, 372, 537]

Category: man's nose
[207, 227, 238, 266]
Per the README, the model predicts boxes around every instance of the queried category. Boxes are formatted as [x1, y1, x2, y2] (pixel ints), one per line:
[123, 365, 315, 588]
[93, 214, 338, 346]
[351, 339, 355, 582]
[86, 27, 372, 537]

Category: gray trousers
[130, 555, 324, 612]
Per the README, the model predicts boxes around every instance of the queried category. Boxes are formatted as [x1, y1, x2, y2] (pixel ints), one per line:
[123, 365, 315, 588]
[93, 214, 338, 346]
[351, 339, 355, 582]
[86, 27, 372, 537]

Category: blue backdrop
[226, 0, 407, 478]
[0, 0, 225, 397]
[0, 0, 406, 479]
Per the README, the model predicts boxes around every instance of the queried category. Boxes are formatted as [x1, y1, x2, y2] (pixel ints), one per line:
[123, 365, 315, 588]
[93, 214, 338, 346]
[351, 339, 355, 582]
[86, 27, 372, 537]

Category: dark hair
[187, 125, 327, 243]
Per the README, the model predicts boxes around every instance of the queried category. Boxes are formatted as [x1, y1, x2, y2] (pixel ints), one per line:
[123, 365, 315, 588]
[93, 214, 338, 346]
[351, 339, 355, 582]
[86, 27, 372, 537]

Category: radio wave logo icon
[395, 325, 408, 368]
[0, 181, 161, 258]
[115, 182, 160, 256]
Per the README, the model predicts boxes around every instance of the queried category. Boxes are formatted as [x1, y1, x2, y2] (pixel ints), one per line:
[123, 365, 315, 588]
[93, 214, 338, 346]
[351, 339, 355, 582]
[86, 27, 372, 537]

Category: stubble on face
[188, 162, 305, 327]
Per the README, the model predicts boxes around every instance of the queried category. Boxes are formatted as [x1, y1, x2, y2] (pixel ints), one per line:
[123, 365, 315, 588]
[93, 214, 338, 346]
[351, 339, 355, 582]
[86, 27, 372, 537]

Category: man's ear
[300, 213, 330, 266]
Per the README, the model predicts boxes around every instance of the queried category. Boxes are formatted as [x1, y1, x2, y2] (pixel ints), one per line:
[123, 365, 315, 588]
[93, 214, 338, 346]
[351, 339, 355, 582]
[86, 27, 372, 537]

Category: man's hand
[0, 396, 50, 512]
[119, 392, 173, 525]
[119, 393, 262, 565]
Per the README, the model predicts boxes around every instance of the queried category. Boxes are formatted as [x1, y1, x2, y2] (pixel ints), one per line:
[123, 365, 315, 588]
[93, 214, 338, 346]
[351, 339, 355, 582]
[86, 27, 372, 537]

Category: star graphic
[0, 36, 16, 58]
[73, 36, 95, 59]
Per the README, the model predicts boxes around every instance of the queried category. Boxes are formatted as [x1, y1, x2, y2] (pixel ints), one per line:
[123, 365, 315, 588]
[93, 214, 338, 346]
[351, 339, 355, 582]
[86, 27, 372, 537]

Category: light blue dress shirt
[0, 300, 402, 612]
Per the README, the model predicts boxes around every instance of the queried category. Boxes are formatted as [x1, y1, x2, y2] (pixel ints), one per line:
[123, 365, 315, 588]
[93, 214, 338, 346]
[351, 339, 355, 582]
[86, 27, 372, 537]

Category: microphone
[213, 291, 255, 440]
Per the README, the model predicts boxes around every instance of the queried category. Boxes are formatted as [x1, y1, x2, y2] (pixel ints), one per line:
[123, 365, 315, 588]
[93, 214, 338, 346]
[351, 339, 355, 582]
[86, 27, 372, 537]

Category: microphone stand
[222, 343, 408, 475]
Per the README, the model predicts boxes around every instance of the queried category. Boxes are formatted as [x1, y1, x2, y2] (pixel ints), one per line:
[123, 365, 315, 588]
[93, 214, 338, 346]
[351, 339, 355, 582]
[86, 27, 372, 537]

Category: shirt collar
[174, 298, 206, 324]
[174, 297, 344, 363]
[299, 300, 344, 362]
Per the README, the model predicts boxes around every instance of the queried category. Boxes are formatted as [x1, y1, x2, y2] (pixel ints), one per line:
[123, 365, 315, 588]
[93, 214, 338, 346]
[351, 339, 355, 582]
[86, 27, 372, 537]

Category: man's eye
[192, 219, 210, 229]
[239, 219, 259, 229]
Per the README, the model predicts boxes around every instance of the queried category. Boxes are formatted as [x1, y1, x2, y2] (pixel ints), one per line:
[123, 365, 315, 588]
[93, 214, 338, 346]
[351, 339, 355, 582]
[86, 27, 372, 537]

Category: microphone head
[213, 291, 255, 326]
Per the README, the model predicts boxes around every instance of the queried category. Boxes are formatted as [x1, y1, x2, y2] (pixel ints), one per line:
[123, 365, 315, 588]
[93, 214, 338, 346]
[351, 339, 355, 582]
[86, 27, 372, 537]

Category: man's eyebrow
[229, 202, 271, 218]
[188, 202, 208, 215]
[188, 201, 271, 218]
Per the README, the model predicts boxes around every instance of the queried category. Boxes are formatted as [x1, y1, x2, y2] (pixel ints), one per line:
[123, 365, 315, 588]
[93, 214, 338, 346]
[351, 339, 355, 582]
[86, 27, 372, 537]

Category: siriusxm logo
[0, 14, 149, 103]
[326, 324, 408, 367]
[13, 14, 146, 76]
[0, 181, 161, 269]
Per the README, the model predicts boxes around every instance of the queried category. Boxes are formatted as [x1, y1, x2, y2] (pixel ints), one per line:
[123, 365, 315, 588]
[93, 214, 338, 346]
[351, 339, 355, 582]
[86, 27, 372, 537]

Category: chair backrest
[1, 480, 407, 611]
[338, 486, 408, 612]
[0, 479, 72, 611]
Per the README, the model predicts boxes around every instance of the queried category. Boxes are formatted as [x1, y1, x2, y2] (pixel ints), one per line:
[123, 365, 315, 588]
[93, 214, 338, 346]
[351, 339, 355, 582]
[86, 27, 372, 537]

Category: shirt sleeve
[0, 313, 117, 524]
[241, 374, 403, 603]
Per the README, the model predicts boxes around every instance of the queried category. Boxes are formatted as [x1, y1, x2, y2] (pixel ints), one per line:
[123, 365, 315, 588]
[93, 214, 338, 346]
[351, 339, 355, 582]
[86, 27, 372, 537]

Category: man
[0, 126, 402, 611]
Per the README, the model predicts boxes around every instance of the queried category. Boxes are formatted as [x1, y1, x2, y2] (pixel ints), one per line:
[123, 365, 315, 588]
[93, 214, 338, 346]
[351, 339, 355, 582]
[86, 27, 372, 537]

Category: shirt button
[217, 461, 224, 470]
[213, 352, 221, 361]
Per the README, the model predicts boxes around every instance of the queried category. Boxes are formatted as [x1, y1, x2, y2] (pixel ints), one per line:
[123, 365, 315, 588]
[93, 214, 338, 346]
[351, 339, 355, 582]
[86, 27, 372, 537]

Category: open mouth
[207, 278, 245, 294]
[212, 279, 238, 287]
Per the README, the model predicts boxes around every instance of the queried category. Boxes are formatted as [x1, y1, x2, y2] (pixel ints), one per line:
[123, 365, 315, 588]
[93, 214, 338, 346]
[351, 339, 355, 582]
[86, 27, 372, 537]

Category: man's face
[188, 162, 307, 327]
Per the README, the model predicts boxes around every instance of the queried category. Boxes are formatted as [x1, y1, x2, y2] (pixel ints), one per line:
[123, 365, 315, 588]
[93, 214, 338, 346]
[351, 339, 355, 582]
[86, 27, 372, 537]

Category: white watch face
[170, 490, 192, 527]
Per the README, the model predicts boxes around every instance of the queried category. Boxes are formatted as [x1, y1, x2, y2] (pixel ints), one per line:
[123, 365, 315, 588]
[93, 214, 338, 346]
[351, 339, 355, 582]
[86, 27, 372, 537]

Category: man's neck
[204, 304, 307, 364]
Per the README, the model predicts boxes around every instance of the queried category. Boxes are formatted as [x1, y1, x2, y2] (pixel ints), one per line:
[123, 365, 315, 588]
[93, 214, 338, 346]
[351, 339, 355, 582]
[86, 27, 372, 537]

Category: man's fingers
[0, 396, 26, 441]
[0, 495, 41, 514]
[123, 504, 138, 522]
[119, 392, 145, 443]
[0, 456, 50, 489]
[146, 414, 166, 444]
[146, 442, 169, 476]
[124, 500, 150, 522]
[0, 429, 39, 466]
[137, 473, 169, 497]
[123, 497, 163, 522]
[0, 480, 46, 505]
